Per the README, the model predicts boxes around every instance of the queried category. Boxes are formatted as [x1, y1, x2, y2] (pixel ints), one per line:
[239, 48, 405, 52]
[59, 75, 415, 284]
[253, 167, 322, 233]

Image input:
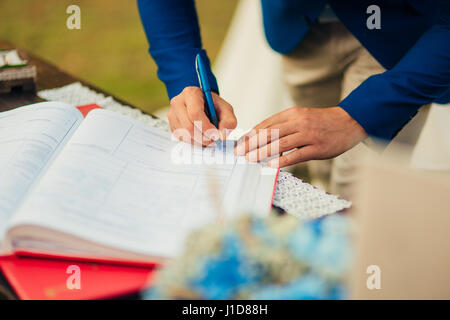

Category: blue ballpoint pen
[195, 54, 222, 150]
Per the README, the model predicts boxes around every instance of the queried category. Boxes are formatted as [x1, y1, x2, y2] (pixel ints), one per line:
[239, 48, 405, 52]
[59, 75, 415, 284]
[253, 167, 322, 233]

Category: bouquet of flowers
[143, 212, 353, 300]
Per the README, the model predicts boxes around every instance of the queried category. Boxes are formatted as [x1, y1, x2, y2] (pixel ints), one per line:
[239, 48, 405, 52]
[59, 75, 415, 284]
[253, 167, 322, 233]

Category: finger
[235, 129, 253, 154]
[169, 97, 196, 143]
[178, 114, 213, 147]
[167, 108, 179, 133]
[170, 116, 194, 145]
[253, 107, 298, 131]
[240, 122, 298, 156]
[173, 102, 212, 146]
[268, 146, 318, 168]
[234, 133, 250, 156]
[184, 88, 219, 141]
[212, 94, 237, 139]
[235, 108, 300, 153]
[246, 132, 305, 162]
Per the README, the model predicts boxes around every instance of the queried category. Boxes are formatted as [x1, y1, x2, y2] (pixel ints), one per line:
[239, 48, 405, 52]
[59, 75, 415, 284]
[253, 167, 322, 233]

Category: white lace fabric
[38, 82, 352, 219]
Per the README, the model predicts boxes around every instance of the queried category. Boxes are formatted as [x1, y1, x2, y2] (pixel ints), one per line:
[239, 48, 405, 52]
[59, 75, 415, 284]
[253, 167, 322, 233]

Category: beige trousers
[281, 22, 429, 200]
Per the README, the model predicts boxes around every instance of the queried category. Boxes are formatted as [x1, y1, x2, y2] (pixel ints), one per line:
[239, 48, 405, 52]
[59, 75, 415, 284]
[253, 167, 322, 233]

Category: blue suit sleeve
[137, 0, 219, 100]
[339, 2, 450, 141]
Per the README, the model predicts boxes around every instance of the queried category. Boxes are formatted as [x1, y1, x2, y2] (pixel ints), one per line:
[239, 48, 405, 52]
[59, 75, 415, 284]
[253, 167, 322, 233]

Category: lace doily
[38, 82, 351, 219]
[273, 171, 351, 219]
[38, 82, 169, 132]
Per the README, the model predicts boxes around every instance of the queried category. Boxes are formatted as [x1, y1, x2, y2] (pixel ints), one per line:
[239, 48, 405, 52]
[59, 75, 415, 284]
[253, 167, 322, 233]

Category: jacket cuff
[157, 50, 219, 100]
[338, 73, 419, 141]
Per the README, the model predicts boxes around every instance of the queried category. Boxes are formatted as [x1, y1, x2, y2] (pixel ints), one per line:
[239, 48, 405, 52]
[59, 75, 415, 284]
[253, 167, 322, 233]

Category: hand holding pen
[166, 54, 237, 147]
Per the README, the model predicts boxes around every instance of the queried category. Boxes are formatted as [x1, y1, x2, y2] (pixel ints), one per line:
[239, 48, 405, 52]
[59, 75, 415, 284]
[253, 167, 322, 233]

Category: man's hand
[168, 86, 237, 146]
[234, 106, 367, 168]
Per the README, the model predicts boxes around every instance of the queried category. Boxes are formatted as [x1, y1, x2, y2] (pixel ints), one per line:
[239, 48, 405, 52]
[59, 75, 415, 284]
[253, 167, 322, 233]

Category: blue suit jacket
[138, 0, 450, 141]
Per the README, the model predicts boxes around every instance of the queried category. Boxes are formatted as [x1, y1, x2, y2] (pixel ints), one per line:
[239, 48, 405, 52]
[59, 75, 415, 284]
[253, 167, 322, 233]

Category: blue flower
[250, 219, 278, 247]
[189, 232, 259, 299]
[320, 214, 352, 236]
[287, 224, 318, 262]
[328, 283, 349, 300]
[311, 234, 352, 276]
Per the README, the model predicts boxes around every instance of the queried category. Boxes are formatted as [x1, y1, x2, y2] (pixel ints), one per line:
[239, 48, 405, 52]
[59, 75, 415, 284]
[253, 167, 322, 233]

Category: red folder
[76, 103, 102, 117]
[0, 254, 155, 300]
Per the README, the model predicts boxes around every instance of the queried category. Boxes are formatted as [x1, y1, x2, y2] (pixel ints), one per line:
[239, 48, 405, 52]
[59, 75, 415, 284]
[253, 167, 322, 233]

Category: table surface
[0, 41, 148, 300]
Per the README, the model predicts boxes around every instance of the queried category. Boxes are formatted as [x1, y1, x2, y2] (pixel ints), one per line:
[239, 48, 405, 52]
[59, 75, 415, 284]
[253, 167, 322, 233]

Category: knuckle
[279, 137, 290, 148]
[189, 108, 203, 120]
[225, 117, 237, 129]
[183, 86, 201, 96]
[171, 94, 181, 105]
[284, 153, 295, 165]
[268, 128, 279, 140]
[172, 129, 184, 141]
[297, 115, 311, 129]
[222, 100, 233, 109]
[230, 117, 238, 128]
[181, 135, 191, 144]
[167, 114, 176, 124]
[183, 86, 194, 94]
[185, 122, 195, 133]
[295, 117, 305, 128]
[289, 106, 302, 115]
[302, 107, 315, 119]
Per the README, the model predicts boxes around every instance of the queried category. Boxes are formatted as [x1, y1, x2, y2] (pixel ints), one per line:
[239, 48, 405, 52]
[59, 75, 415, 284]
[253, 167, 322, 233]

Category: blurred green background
[0, 0, 238, 114]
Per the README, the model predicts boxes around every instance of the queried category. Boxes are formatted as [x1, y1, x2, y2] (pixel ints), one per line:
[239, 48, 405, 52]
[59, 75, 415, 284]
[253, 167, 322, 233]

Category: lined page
[9, 109, 269, 258]
[0, 102, 83, 239]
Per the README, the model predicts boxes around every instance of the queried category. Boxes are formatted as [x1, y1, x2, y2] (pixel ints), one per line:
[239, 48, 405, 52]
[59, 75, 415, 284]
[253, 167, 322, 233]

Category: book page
[0, 102, 83, 239]
[8, 109, 274, 259]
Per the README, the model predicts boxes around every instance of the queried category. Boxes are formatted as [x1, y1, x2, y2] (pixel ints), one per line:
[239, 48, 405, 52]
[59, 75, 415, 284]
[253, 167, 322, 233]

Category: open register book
[0, 102, 278, 264]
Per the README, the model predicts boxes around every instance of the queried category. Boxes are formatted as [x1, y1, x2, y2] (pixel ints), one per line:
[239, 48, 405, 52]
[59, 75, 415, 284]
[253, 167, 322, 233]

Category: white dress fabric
[213, 0, 293, 135]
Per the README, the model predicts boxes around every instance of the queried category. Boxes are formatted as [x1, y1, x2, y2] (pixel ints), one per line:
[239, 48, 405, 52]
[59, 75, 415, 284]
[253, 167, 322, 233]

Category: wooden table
[0, 41, 139, 111]
[0, 41, 150, 299]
